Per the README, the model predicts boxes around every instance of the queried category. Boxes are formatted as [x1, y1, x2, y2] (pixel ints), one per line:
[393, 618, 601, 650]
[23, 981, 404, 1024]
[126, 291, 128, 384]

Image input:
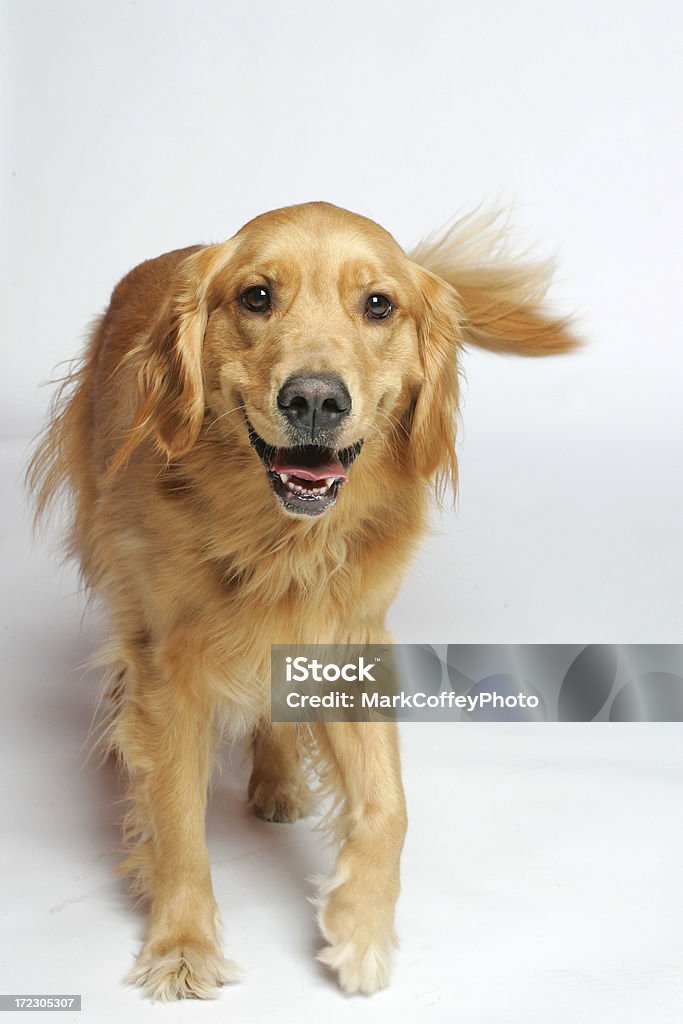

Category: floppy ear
[409, 207, 580, 356]
[107, 243, 235, 477]
[407, 264, 462, 501]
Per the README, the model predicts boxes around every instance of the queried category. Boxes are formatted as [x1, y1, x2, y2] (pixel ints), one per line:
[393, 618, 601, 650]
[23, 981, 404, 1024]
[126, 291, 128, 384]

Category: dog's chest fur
[102, 447, 427, 733]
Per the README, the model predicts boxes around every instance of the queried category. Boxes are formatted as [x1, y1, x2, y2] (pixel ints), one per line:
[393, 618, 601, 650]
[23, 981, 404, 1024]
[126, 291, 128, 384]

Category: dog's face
[207, 205, 432, 516]
[119, 202, 463, 514]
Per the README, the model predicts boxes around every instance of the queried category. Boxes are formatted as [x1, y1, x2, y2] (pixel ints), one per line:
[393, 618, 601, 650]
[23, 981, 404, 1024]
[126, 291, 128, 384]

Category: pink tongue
[271, 454, 347, 482]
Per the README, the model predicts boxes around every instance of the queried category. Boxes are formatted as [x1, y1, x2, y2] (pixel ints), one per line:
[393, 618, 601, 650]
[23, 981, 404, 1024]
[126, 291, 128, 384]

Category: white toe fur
[312, 871, 397, 995]
[126, 945, 243, 1001]
[317, 936, 393, 995]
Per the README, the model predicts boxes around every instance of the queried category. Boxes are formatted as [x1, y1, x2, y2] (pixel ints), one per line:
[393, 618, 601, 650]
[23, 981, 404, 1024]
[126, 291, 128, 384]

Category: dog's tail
[409, 206, 581, 356]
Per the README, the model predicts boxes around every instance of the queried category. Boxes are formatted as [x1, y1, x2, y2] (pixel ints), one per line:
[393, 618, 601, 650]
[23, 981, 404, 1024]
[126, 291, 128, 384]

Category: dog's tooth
[325, 477, 336, 487]
[280, 473, 289, 483]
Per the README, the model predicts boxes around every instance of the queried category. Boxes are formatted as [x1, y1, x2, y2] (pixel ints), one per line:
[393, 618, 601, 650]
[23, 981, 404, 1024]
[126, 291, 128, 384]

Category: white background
[1, 2, 682, 1022]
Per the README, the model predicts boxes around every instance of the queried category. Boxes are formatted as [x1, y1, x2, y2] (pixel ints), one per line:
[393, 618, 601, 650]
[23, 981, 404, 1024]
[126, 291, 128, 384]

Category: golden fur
[28, 201, 577, 999]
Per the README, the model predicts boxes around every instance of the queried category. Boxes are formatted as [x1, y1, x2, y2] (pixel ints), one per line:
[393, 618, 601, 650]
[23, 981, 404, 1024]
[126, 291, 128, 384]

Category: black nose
[277, 373, 351, 439]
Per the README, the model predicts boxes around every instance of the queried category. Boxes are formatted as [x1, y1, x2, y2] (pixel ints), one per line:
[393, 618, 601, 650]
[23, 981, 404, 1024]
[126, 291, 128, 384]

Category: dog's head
[112, 202, 577, 517]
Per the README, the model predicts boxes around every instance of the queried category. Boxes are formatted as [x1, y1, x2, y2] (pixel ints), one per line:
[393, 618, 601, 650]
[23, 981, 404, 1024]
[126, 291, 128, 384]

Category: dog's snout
[277, 373, 351, 438]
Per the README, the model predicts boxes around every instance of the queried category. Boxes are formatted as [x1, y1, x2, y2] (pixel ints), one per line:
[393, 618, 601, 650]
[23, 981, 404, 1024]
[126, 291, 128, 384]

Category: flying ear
[407, 264, 461, 500]
[107, 243, 235, 477]
[409, 207, 580, 356]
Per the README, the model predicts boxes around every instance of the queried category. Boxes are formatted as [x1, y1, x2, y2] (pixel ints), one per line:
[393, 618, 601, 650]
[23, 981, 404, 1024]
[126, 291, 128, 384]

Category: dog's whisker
[204, 403, 246, 435]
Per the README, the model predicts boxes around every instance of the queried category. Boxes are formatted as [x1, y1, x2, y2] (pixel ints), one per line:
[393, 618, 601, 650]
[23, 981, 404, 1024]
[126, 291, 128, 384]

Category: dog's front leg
[314, 721, 407, 995]
[115, 641, 240, 1000]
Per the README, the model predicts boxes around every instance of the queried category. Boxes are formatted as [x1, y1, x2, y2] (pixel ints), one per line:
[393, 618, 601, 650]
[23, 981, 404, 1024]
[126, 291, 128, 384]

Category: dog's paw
[250, 777, 315, 823]
[317, 934, 394, 995]
[314, 875, 397, 995]
[126, 942, 242, 1001]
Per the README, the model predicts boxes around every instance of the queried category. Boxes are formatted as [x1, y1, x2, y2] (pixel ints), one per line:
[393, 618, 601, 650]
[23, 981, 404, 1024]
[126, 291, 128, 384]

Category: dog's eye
[365, 294, 393, 320]
[240, 286, 271, 313]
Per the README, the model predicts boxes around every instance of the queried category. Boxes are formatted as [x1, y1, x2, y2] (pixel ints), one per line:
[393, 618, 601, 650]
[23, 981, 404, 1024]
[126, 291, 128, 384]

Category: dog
[29, 201, 578, 999]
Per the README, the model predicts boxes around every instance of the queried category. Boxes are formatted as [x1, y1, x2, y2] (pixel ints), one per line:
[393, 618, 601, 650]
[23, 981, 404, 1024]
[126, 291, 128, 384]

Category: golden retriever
[29, 201, 577, 1000]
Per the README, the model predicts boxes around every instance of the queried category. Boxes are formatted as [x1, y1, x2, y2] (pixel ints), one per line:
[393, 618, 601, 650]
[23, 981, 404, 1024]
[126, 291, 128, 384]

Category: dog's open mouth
[246, 420, 363, 517]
